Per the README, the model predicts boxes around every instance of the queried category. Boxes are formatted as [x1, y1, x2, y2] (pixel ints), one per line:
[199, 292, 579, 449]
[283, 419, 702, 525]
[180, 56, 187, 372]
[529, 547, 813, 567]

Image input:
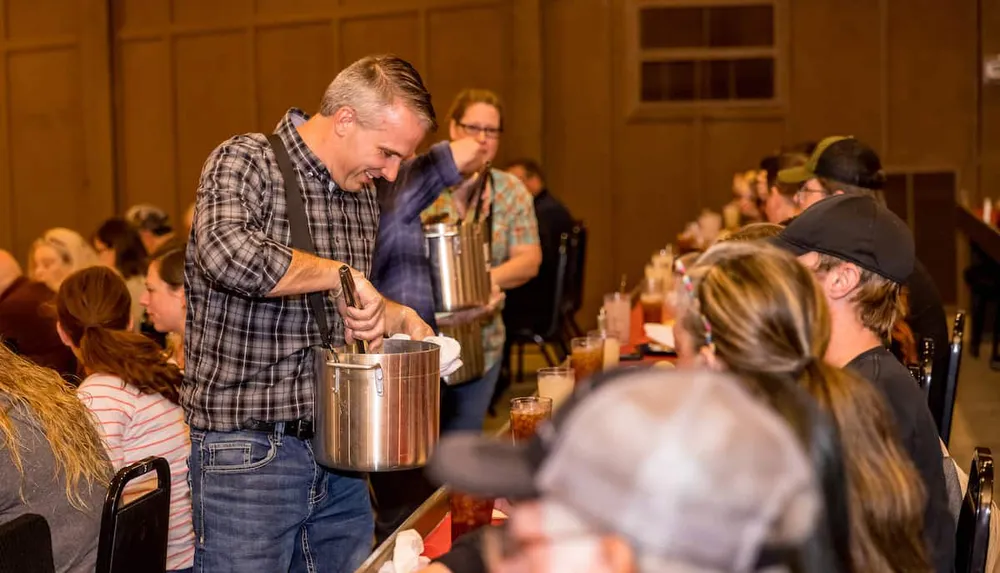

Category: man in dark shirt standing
[779, 136, 952, 431]
[0, 250, 77, 379]
[504, 159, 575, 333]
[772, 195, 955, 573]
[185, 55, 437, 572]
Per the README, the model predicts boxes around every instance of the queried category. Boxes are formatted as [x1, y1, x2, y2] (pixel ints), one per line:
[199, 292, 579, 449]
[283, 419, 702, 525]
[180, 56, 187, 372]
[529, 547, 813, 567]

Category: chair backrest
[919, 337, 935, 396]
[539, 233, 571, 338]
[563, 223, 587, 314]
[0, 514, 55, 573]
[96, 456, 171, 573]
[956, 447, 993, 573]
[941, 312, 966, 445]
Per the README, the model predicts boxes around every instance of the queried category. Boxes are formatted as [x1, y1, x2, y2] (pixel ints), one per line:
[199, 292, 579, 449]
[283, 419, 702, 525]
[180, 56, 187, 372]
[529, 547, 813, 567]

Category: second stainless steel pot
[424, 221, 491, 312]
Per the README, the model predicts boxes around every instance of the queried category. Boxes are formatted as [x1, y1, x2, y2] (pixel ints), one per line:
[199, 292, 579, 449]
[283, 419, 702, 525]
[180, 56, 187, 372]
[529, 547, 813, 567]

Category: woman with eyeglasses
[28, 227, 99, 293]
[93, 218, 149, 332]
[673, 242, 932, 573]
[421, 89, 542, 433]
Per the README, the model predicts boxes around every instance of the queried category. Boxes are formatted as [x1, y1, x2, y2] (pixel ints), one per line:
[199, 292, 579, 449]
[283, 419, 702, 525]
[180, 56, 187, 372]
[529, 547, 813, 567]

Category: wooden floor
[488, 332, 1000, 471]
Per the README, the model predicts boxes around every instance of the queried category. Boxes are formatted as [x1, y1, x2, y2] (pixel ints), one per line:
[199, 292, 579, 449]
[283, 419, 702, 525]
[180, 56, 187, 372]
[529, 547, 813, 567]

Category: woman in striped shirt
[55, 266, 194, 572]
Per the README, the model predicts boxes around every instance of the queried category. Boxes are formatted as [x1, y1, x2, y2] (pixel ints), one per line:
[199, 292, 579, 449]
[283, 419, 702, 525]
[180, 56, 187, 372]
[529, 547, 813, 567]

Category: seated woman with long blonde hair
[673, 241, 932, 573]
[0, 342, 111, 573]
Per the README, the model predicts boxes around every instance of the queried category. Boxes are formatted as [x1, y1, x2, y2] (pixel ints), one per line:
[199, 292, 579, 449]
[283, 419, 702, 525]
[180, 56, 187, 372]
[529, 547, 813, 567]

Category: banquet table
[356, 303, 675, 571]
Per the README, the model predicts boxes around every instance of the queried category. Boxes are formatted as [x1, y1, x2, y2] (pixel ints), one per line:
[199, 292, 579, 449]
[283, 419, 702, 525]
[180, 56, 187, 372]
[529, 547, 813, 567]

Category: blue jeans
[441, 361, 503, 433]
[188, 424, 373, 573]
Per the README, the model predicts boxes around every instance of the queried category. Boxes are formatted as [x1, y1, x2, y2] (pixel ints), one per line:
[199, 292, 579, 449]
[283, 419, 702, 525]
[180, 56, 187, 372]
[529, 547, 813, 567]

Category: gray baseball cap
[427, 369, 819, 571]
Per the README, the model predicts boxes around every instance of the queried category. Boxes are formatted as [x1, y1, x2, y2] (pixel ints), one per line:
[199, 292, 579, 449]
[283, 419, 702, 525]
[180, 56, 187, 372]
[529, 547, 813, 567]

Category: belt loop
[273, 421, 285, 446]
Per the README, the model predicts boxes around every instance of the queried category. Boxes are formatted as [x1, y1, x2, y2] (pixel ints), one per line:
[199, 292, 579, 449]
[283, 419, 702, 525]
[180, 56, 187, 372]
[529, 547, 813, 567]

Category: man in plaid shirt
[183, 55, 442, 573]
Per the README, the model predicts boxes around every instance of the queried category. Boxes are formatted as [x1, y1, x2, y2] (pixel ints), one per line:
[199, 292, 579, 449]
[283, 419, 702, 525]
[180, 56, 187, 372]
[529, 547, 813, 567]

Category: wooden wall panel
[174, 33, 255, 208]
[340, 15, 422, 73]
[1, 0, 113, 260]
[8, 49, 88, 254]
[701, 119, 785, 215]
[108, 0, 540, 231]
[427, 6, 506, 150]
[256, 0, 331, 18]
[112, 0, 169, 30]
[886, 0, 977, 171]
[171, 0, 250, 26]
[616, 122, 698, 287]
[116, 40, 173, 212]
[787, 0, 882, 146]
[256, 23, 336, 127]
[543, 0, 614, 322]
[981, 0, 1000, 202]
[6, 0, 79, 38]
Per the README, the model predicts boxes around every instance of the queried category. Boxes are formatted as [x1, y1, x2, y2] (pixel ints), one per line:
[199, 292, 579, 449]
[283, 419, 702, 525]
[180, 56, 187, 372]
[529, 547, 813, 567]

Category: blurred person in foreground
[771, 194, 954, 572]
[674, 241, 932, 572]
[778, 136, 950, 432]
[0, 342, 111, 573]
[423, 368, 821, 573]
[0, 249, 78, 379]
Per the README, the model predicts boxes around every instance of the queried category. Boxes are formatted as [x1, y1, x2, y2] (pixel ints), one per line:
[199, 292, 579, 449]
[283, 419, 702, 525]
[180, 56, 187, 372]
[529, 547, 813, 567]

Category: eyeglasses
[457, 122, 502, 140]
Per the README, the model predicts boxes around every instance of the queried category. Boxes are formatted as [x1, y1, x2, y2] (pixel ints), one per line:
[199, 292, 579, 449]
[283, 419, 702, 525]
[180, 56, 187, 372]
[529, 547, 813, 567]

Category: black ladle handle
[339, 265, 366, 354]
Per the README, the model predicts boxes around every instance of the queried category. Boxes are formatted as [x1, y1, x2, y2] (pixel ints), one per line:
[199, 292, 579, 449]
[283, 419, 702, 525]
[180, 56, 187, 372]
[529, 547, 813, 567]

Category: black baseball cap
[771, 194, 914, 284]
[777, 136, 886, 191]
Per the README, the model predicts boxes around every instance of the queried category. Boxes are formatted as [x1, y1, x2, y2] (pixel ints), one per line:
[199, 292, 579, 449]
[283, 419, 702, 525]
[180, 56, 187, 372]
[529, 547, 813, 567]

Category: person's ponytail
[56, 266, 182, 404]
[79, 326, 181, 403]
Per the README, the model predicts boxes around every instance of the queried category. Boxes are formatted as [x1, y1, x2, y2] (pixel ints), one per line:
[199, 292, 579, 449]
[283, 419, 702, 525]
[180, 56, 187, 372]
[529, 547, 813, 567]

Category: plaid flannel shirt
[371, 141, 462, 330]
[182, 109, 379, 432]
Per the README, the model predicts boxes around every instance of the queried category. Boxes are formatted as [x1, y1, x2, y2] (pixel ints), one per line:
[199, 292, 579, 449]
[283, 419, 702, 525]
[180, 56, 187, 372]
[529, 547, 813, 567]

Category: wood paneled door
[111, 0, 541, 230]
[0, 0, 115, 259]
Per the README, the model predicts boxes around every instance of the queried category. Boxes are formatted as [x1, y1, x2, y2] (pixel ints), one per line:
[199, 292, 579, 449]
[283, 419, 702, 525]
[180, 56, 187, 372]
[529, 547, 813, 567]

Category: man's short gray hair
[319, 54, 437, 132]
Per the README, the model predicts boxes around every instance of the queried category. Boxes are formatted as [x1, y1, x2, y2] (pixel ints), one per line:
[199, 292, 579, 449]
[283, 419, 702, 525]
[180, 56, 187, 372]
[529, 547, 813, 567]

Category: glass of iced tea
[571, 336, 604, 384]
[450, 491, 495, 541]
[537, 367, 575, 409]
[510, 397, 552, 444]
[640, 276, 665, 323]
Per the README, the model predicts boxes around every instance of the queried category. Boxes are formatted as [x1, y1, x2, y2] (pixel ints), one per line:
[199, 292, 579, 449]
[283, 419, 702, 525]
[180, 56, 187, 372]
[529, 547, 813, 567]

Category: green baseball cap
[777, 136, 885, 190]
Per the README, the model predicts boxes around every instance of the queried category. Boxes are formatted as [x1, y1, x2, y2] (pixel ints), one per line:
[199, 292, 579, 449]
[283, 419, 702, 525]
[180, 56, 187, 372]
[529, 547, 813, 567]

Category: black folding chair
[919, 337, 935, 396]
[956, 447, 993, 573]
[96, 456, 171, 573]
[561, 224, 588, 339]
[0, 514, 55, 573]
[507, 232, 572, 382]
[941, 312, 966, 446]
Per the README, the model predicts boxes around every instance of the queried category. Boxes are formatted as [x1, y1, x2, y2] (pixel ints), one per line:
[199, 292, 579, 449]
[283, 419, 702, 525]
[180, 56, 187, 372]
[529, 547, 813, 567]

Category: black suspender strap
[266, 133, 334, 349]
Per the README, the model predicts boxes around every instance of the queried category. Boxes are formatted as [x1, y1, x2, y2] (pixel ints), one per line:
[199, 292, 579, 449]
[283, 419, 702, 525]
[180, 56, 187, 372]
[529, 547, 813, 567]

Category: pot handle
[327, 361, 385, 397]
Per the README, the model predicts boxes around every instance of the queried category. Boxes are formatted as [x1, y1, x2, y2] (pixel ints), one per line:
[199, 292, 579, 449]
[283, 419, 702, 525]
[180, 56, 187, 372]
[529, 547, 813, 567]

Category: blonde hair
[680, 242, 930, 572]
[813, 253, 903, 341]
[28, 227, 99, 291]
[0, 343, 111, 510]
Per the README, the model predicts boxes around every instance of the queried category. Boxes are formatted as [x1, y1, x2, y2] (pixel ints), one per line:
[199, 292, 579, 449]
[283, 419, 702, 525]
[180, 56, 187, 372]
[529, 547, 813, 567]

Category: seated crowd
[0, 59, 979, 573]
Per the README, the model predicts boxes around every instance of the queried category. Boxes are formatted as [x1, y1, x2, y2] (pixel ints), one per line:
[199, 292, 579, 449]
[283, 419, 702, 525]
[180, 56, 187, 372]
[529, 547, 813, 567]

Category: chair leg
[534, 336, 557, 367]
[970, 291, 987, 358]
[991, 300, 1000, 367]
[517, 343, 525, 384]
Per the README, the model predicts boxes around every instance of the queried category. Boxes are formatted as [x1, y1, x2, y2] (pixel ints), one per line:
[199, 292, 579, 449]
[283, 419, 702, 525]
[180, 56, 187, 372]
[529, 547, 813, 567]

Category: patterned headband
[674, 258, 714, 350]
